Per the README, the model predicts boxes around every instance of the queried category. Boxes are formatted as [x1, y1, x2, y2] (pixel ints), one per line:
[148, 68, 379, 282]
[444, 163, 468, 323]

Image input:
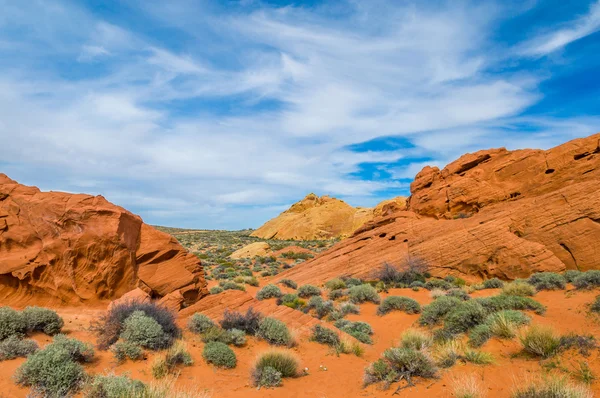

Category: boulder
[229, 242, 272, 259]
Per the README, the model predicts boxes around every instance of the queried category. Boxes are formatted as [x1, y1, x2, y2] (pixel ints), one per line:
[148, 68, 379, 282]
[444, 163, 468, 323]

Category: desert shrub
[111, 340, 143, 362]
[373, 263, 402, 284]
[424, 279, 453, 291]
[399, 329, 432, 351]
[188, 313, 216, 334]
[519, 325, 560, 358]
[305, 296, 334, 319]
[564, 270, 582, 283]
[468, 324, 492, 348]
[348, 284, 380, 304]
[334, 320, 373, 344]
[410, 281, 425, 288]
[297, 284, 321, 298]
[23, 307, 64, 336]
[14, 338, 88, 397]
[209, 286, 223, 295]
[434, 340, 461, 368]
[342, 277, 364, 287]
[502, 282, 537, 297]
[364, 347, 437, 388]
[528, 272, 566, 291]
[482, 278, 504, 289]
[463, 349, 494, 365]
[329, 301, 360, 321]
[443, 301, 487, 335]
[512, 376, 593, 398]
[85, 373, 146, 398]
[485, 310, 530, 339]
[328, 289, 347, 301]
[0, 306, 27, 340]
[559, 333, 597, 356]
[121, 311, 171, 350]
[257, 318, 292, 346]
[310, 325, 340, 347]
[419, 296, 462, 326]
[220, 307, 262, 334]
[201, 326, 246, 346]
[256, 284, 283, 300]
[446, 288, 471, 301]
[278, 279, 298, 289]
[445, 275, 467, 287]
[202, 341, 236, 368]
[429, 289, 446, 299]
[573, 270, 600, 289]
[573, 361, 596, 385]
[252, 350, 299, 387]
[476, 295, 546, 315]
[227, 329, 247, 347]
[52, 334, 95, 363]
[152, 341, 193, 377]
[377, 296, 421, 316]
[244, 276, 260, 287]
[325, 278, 347, 290]
[91, 301, 179, 350]
[220, 281, 245, 291]
[278, 294, 305, 310]
[0, 335, 38, 360]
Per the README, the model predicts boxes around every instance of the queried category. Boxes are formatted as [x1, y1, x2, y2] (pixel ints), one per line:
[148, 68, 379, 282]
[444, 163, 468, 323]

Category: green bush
[201, 326, 245, 346]
[278, 294, 305, 310]
[476, 295, 546, 315]
[446, 288, 471, 301]
[399, 329, 432, 351]
[468, 324, 492, 348]
[519, 325, 560, 358]
[482, 278, 504, 289]
[310, 325, 340, 347]
[121, 311, 170, 350]
[563, 270, 582, 283]
[424, 279, 453, 291]
[14, 338, 88, 397]
[256, 284, 283, 300]
[573, 270, 600, 289]
[209, 286, 224, 295]
[202, 341, 236, 368]
[325, 278, 347, 290]
[502, 282, 537, 297]
[278, 279, 298, 289]
[220, 281, 245, 291]
[364, 347, 437, 388]
[52, 334, 95, 363]
[85, 373, 146, 398]
[591, 296, 600, 313]
[297, 285, 322, 298]
[252, 350, 299, 387]
[334, 320, 373, 344]
[348, 284, 380, 304]
[257, 318, 293, 346]
[111, 341, 143, 362]
[0, 335, 38, 360]
[328, 289, 347, 301]
[418, 296, 462, 326]
[23, 307, 64, 336]
[188, 313, 216, 334]
[434, 340, 461, 368]
[305, 296, 334, 319]
[0, 307, 27, 340]
[344, 277, 364, 287]
[485, 310, 531, 338]
[443, 301, 486, 335]
[528, 272, 566, 291]
[377, 296, 421, 316]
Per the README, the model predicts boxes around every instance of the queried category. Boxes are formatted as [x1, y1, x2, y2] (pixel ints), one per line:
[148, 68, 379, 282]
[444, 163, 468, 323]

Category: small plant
[364, 347, 437, 388]
[256, 284, 283, 300]
[424, 279, 453, 291]
[348, 284, 380, 304]
[338, 337, 364, 357]
[278, 279, 298, 289]
[251, 350, 299, 387]
[325, 278, 347, 290]
[452, 374, 485, 398]
[399, 329, 433, 351]
[528, 272, 566, 291]
[468, 324, 492, 348]
[486, 310, 531, 339]
[573, 270, 600, 289]
[278, 294, 305, 310]
[188, 313, 216, 334]
[111, 340, 143, 362]
[23, 307, 64, 336]
[502, 282, 537, 297]
[297, 284, 322, 298]
[306, 296, 334, 319]
[463, 349, 494, 365]
[476, 295, 546, 315]
[563, 270, 582, 283]
[559, 333, 597, 356]
[590, 296, 600, 313]
[202, 341, 237, 368]
[377, 296, 421, 316]
[0, 306, 27, 340]
[418, 296, 462, 326]
[519, 325, 560, 358]
[310, 325, 340, 347]
[434, 340, 462, 368]
[220, 281, 246, 291]
[482, 278, 504, 289]
[334, 320, 373, 344]
[153, 341, 193, 378]
[512, 376, 592, 398]
[209, 286, 224, 295]
[85, 373, 146, 397]
[446, 288, 471, 301]
[257, 317, 293, 346]
[0, 335, 38, 360]
[52, 334, 95, 363]
[220, 307, 262, 334]
[328, 289, 347, 301]
[443, 301, 486, 335]
[227, 328, 247, 347]
[121, 311, 171, 350]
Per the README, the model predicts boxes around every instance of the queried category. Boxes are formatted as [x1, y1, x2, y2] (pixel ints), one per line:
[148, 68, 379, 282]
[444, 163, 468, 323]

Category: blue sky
[0, 0, 599, 229]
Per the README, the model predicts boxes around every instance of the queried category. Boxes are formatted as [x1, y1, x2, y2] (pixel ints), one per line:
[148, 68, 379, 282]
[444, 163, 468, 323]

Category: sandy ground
[1, 286, 600, 397]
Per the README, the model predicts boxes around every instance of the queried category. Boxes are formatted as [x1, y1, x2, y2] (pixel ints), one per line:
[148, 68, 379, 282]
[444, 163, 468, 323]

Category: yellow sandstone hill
[250, 193, 406, 240]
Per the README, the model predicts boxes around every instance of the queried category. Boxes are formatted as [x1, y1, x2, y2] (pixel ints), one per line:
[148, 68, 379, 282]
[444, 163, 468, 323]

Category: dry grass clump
[511, 376, 592, 398]
[519, 325, 560, 358]
[452, 374, 486, 398]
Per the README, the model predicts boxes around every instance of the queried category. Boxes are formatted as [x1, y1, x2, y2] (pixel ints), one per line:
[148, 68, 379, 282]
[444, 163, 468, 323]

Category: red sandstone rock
[0, 175, 207, 308]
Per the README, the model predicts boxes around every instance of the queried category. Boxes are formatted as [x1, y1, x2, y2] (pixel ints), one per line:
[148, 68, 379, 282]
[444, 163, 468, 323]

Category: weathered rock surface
[0, 174, 207, 308]
[229, 242, 272, 259]
[251, 193, 407, 240]
[276, 134, 600, 283]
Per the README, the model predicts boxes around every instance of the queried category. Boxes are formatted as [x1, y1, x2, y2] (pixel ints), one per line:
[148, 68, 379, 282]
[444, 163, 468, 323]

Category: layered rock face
[277, 134, 600, 283]
[0, 174, 207, 308]
[229, 242, 272, 259]
[251, 193, 406, 240]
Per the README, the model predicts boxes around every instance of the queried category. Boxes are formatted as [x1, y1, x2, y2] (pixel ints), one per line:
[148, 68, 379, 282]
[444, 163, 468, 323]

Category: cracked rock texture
[0, 174, 207, 308]
[276, 133, 600, 283]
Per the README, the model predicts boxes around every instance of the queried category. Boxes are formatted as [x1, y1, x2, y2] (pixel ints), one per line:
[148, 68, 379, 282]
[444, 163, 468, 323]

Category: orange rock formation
[0, 174, 207, 308]
[276, 133, 600, 283]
